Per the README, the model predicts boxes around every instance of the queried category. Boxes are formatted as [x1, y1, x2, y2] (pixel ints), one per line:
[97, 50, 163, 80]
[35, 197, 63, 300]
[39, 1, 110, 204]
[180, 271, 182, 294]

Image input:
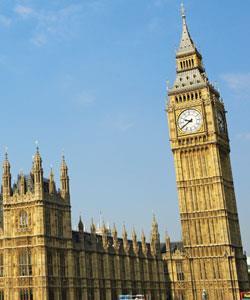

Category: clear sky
[0, 0, 250, 253]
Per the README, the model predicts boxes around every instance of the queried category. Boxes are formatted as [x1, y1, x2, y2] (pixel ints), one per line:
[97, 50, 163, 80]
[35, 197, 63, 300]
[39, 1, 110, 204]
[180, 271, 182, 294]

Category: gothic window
[100, 254, 105, 277]
[75, 254, 80, 277]
[47, 250, 53, 276]
[60, 251, 66, 277]
[120, 257, 125, 279]
[110, 256, 115, 279]
[19, 249, 32, 276]
[176, 261, 184, 281]
[0, 253, 3, 277]
[86, 253, 93, 278]
[139, 260, 144, 282]
[20, 211, 28, 229]
[0, 290, 4, 300]
[19, 288, 33, 300]
[62, 288, 67, 300]
[57, 211, 63, 237]
[45, 211, 51, 236]
[130, 258, 136, 281]
[49, 289, 54, 300]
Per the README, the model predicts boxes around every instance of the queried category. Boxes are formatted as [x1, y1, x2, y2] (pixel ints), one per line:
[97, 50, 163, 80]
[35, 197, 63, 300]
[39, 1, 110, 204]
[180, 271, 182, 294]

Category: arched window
[20, 288, 33, 300]
[20, 211, 28, 228]
[0, 290, 4, 300]
[0, 253, 3, 277]
[45, 211, 51, 235]
[57, 211, 63, 237]
[19, 249, 32, 276]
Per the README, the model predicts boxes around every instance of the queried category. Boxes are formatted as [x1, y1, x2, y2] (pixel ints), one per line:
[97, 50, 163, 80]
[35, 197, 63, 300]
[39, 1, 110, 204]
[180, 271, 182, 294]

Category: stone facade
[0, 150, 167, 300]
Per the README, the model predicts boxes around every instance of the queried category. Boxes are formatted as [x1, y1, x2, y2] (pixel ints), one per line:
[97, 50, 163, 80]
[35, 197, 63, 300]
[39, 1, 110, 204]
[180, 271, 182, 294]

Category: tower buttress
[132, 228, 139, 255]
[2, 152, 11, 200]
[60, 155, 69, 200]
[49, 168, 56, 194]
[19, 172, 25, 195]
[33, 147, 43, 198]
[150, 215, 161, 257]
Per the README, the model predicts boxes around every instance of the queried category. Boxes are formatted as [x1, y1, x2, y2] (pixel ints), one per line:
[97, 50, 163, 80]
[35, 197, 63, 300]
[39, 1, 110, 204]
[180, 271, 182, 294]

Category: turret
[49, 168, 56, 194]
[19, 171, 26, 195]
[165, 231, 171, 252]
[122, 224, 129, 254]
[2, 151, 11, 200]
[33, 147, 43, 197]
[112, 224, 119, 252]
[141, 230, 147, 256]
[132, 228, 139, 256]
[90, 218, 96, 235]
[60, 155, 69, 200]
[150, 214, 161, 257]
[101, 222, 109, 251]
[78, 216, 84, 233]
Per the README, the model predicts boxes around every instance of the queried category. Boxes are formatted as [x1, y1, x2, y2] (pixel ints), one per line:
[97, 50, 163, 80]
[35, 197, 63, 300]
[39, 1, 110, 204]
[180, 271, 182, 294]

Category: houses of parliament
[0, 5, 249, 300]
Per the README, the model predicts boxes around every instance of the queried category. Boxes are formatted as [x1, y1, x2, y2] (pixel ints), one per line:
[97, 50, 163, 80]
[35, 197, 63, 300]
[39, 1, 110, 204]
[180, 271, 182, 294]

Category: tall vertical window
[20, 211, 28, 229]
[176, 261, 184, 281]
[0, 289, 4, 300]
[57, 211, 63, 237]
[19, 249, 32, 276]
[20, 288, 33, 300]
[0, 254, 3, 277]
[60, 251, 66, 277]
[47, 250, 53, 276]
[49, 289, 54, 300]
[45, 211, 51, 236]
[75, 254, 80, 277]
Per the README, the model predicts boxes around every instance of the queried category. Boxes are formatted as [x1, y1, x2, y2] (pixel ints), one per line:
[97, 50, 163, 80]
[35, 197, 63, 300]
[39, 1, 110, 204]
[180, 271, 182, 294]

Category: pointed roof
[61, 155, 68, 170]
[177, 4, 196, 57]
[3, 148, 10, 169]
[78, 216, 84, 232]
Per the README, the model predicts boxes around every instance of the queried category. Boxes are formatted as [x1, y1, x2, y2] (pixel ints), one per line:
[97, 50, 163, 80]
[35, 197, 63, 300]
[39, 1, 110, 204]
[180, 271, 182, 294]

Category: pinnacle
[177, 3, 196, 56]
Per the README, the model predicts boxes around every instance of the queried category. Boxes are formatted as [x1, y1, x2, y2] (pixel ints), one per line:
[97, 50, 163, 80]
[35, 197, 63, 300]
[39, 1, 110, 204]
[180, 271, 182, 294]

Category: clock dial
[178, 109, 202, 133]
[217, 111, 225, 133]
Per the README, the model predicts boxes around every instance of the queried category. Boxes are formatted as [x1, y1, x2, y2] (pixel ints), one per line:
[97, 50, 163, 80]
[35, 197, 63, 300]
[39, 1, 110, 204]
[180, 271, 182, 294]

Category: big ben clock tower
[166, 5, 249, 299]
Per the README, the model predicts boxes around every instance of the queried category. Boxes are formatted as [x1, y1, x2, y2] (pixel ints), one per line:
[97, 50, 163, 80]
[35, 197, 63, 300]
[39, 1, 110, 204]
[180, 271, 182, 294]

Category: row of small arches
[175, 91, 202, 103]
[178, 135, 207, 146]
[180, 59, 194, 69]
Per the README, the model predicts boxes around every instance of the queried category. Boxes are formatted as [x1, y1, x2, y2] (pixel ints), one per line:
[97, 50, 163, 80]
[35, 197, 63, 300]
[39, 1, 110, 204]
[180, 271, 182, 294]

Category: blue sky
[0, 0, 250, 252]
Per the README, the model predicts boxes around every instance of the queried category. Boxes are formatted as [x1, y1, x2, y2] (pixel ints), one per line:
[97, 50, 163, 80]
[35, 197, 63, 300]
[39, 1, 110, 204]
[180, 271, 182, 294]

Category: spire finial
[181, 3, 185, 18]
[62, 149, 65, 161]
[35, 140, 39, 153]
[4, 146, 8, 161]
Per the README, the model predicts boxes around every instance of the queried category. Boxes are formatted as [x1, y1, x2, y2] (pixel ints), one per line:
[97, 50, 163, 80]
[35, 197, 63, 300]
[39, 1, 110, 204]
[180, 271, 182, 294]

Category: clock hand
[181, 118, 193, 130]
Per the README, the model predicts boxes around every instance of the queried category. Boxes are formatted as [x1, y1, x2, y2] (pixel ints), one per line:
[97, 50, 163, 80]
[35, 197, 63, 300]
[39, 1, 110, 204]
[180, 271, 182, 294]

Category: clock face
[178, 109, 202, 133]
[217, 111, 225, 133]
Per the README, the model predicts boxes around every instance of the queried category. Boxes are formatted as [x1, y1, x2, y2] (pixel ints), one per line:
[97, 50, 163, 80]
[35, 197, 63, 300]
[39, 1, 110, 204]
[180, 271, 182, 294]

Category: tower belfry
[166, 5, 249, 299]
